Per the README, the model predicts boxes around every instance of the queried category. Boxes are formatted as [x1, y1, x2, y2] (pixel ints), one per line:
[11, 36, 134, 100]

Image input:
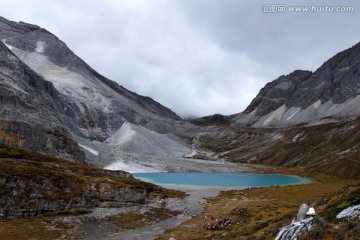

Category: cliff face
[1, 176, 158, 217]
[0, 121, 85, 164]
[233, 42, 360, 127]
[0, 147, 163, 218]
[243, 70, 313, 117]
[0, 16, 181, 138]
[0, 17, 180, 121]
[0, 41, 85, 162]
[0, 16, 194, 167]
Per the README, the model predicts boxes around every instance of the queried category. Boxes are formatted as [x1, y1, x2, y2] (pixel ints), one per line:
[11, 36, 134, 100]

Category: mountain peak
[0, 16, 181, 128]
[234, 39, 360, 127]
[0, 16, 184, 165]
[243, 69, 312, 117]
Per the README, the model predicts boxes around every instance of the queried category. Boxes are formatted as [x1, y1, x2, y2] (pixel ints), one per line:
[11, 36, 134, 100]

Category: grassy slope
[157, 169, 359, 240]
[0, 146, 161, 201]
[198, 119, 360, 179]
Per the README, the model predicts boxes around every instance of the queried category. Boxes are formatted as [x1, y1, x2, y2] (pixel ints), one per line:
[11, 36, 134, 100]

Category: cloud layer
[1, 0, 360, 117]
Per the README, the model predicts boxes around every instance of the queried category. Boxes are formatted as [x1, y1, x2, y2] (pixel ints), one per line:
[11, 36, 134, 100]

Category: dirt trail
[84, 187, 224, 240]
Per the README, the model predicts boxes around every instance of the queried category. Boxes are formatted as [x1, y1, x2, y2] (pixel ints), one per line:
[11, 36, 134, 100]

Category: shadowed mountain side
[0, 41, 84, 162]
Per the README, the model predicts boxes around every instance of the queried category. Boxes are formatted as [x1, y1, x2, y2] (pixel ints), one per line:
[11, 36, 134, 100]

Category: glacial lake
[133, 173, 312, 188]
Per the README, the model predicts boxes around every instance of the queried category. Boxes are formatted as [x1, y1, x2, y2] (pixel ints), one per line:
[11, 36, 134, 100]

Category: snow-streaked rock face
[79, 144, 99, 156]
[262, 104, 286, 126]
[241, 70, 313, 120]
[0, 41, 85, 162]
[5, 43, 114, 113]
[241, 95, 360, 127]
[0, 16, 201, 169]
[233, 42, 360, 127]
[0, 17, 181, 138]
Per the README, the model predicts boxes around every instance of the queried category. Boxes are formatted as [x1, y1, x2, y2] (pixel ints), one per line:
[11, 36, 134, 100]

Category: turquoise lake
[133, 173, 311, 188]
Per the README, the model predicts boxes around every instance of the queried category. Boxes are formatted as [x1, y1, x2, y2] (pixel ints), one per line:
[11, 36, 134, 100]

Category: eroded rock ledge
[0, 146, 164, 218]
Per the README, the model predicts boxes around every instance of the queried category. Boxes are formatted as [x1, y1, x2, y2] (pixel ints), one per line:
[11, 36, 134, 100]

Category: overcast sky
[1, 0, 360, 117]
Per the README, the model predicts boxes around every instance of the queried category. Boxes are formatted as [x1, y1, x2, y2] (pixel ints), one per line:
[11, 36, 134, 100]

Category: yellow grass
[157, 169, 357, 240]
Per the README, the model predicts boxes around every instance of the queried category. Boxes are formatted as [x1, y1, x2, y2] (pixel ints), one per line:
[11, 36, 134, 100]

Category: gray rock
[0, 176, 163, 218]
[336, 204, 360, 219]
[296, 203, 309, 221]
[0, 16, 189, 164]
[243, 70, 312, 117]
[0, 40, 85, 162]
[233, 42, 360, 126]
[275, 217, 314, 240]
[0, 16, 181, 128]
[275, 204, 315, 240]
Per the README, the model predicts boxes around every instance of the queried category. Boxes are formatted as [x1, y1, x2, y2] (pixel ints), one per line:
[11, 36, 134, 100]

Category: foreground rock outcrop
[0, 146, 164, 218]
[275, 183, 360, 240]
[275, 204, 315, 240]
[337, 204, 360, 219]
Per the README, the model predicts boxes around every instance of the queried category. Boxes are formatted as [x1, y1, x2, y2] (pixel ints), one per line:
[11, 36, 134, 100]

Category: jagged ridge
[233, 42, 360, 127]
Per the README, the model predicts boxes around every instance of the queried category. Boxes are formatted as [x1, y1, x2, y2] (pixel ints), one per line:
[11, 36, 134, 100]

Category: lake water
[133, 172, 311, 189]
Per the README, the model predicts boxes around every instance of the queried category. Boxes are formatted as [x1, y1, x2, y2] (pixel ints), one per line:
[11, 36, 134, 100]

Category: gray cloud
[1, 0, 360, 117]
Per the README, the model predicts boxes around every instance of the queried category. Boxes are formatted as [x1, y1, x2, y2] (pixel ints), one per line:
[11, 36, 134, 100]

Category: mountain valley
[0, 16, 359, 239]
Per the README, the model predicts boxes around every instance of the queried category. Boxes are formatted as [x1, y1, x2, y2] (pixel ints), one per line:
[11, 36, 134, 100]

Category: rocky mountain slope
[0, 16, 198, 167]
[0, 40, 85, 162]
[189, 40, 360, 178]
[232, 42, 360, 127]
[0, 16, 180, 125]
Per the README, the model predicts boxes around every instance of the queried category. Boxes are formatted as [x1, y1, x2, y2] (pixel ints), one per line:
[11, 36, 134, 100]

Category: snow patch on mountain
[275, 81, 291, 90]
[284, 107, 301, 121]
[35, 41, 45, 53]
[313, 100, 321, 109]
[240, 95, 360, 127]
[79, 144, 99, 156]
[232, 108, 257, 126]
[104, 160, 159, 173]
